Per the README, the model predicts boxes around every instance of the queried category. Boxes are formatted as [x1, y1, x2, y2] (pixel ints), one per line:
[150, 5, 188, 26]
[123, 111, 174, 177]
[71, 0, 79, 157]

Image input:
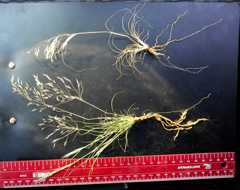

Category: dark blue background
[0, 1, 239, 190]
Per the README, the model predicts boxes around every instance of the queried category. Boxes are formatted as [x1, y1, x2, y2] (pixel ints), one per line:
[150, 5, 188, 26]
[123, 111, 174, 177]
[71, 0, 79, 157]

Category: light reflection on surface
[0, 2, 238, 161]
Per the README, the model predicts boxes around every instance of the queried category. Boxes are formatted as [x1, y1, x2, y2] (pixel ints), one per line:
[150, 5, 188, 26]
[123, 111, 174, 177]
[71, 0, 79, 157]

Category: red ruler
[0, 152, 235, 188]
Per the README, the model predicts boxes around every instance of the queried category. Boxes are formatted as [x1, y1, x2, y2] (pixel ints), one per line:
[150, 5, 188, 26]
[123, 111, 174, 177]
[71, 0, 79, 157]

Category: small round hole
[221, 162, 227, 168]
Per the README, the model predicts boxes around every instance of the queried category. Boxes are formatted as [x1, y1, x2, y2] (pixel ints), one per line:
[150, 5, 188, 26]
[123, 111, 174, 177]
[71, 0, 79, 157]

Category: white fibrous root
[27, 3, 222, 77]
[11, 74, 209, 181]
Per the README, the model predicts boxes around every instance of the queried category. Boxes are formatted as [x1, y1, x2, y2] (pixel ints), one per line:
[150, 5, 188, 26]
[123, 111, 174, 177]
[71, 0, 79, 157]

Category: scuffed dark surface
[0, 1, 239, 190]
[0, 0, 240, 3]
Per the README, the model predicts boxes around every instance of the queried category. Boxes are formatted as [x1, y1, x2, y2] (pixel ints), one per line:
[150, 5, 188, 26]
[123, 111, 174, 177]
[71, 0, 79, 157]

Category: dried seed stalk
[11, 75, 209, 181]
[27, 3, 222, 77]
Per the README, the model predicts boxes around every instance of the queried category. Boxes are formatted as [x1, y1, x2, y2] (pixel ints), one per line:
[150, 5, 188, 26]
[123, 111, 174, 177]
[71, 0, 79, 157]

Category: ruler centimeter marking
[0, 152, 235, 188]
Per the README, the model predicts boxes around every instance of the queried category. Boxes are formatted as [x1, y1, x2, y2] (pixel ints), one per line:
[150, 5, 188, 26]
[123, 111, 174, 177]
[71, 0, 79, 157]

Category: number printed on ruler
[0, 152, 235, 189]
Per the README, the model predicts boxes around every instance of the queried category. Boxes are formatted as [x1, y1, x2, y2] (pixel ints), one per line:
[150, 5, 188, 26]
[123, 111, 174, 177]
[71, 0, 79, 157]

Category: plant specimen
[11, 74, 210, 181]
[27, 3, 222, 77]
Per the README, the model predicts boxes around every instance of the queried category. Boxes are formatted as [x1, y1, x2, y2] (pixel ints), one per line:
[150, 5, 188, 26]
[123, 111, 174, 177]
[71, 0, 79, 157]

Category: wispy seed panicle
[11, 74, 209, 182]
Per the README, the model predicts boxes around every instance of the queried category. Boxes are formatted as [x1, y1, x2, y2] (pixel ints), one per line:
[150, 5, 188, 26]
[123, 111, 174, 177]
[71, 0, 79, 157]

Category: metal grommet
[8, 61, 16, 69]
[9, 117, 17, 124]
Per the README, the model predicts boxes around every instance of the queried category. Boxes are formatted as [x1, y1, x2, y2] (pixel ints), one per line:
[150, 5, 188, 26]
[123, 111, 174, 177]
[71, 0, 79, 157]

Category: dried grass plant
[11, 74, 210, 181]
[27, 3, 222, 77]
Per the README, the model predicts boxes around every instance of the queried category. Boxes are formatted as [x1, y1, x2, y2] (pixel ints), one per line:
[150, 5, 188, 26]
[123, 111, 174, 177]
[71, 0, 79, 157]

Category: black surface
[0, 1, 239, 190]
[0, 0, 239, 3]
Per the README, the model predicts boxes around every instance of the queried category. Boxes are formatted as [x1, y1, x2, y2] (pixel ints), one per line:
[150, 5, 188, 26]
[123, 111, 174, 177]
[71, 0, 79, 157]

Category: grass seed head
[11, 75, 209, 181]
[27, 3, 222, 76]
